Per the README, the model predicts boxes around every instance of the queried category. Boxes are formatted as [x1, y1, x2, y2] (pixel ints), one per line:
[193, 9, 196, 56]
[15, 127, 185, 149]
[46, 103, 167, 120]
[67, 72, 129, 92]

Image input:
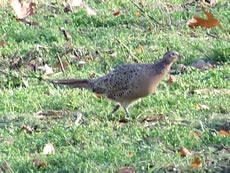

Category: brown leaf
[196, 104, 210, 110]
[134, 11, 141, 16]
[138, 2, 144, 8]
[218, 130, 230, 136]
[119, 167, 136, 173]
[191, 157, 202, 168]
[55, 60, 69, 71]
[142, 114, 164, 122]
[194, 132, 201, 138]
[136, 45, 143, 52]
[128, 152, 133, 157]
[148, 26, 152, 32]
[95, 94, 103, 99]
[167, 75, 177, 85]
[60, 27, 71, 40]
[10, 0, 36, 19]
[0, 39, 6, 47]
[32, 158, 47, 168]
[178, 147, 192, 157]
[21, 125, 33, 133]
[43, 142, 55, 155]
[188, 7, 220, 28]
[113, 12, 120, 16]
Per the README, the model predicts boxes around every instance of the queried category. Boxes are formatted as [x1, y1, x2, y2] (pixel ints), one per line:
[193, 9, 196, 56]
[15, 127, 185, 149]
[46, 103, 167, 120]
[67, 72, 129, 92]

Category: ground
[0, 0, 230, 172]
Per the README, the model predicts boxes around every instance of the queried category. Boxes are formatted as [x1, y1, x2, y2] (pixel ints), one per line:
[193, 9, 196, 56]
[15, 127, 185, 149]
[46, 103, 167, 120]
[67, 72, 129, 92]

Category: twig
[114, 38, 139, 63]
[57, 53, 65, 73]
[131, 1, 164, 27]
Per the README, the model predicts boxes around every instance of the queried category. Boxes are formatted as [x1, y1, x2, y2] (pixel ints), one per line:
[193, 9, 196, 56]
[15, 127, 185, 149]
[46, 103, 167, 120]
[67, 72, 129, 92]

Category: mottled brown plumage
[52, 50, 182, 116]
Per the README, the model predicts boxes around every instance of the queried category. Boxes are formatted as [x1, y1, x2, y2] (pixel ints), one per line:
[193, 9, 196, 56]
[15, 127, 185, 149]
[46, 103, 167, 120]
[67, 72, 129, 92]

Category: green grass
[0, 0, 230, 172]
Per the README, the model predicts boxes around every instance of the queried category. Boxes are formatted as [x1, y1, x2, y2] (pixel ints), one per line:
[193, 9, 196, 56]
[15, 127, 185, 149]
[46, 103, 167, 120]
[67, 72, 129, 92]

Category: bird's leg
[123, 107, 130, 117]
[110, 104, 120, 115]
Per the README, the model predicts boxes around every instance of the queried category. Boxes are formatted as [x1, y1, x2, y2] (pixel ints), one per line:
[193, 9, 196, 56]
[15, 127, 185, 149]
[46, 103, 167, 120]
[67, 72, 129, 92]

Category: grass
[0, 0, 230, 172]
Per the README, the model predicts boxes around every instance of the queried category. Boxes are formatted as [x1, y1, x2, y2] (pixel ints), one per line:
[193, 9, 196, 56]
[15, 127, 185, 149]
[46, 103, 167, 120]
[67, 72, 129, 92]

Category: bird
[51, 50, 182, 117]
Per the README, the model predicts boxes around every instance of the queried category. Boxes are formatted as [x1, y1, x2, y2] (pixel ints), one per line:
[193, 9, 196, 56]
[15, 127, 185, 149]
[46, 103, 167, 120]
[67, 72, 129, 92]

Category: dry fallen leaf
[193, 132, 201, 138]
[55, 60, 69, 71]
[60, 27, 71, 40]
[134, 11, 141, 16]
[10, 0, 36, 19]
[188, 7, 220, 28]
[136, 45, 143, 52]
[178, 147, 192, 157]
[38, 64, 54, 75]
[66, 0, 96, 16]
[128, 152, 133, 157]
[32, 158, 47, 168]
[113, 11, 121, 16]
[21, 125, 33, 133]
[142, 114, 164, 122]
[95, 94, 103, 99]
[119, 167, 136, 173]
[191, 157, 202, 168]
[0, 38, 7, 47]
[43, 142, 55, 155]
[218, 130, 230, 136]
[196, 104, 210, 110]
[167, 75, 177, 85]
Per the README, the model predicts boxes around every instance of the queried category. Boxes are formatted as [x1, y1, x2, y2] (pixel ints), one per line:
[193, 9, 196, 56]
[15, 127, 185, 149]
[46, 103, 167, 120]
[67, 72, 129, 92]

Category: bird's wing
[93, 64, 145, 92]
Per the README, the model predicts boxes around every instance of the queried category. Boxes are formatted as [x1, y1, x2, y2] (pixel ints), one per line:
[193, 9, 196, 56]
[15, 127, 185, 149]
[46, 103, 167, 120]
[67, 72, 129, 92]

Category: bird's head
[163, 50, 183, 64]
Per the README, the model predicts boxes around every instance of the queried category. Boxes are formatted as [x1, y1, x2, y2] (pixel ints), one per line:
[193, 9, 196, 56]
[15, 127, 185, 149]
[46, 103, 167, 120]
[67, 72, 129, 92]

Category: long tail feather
[51, 79, 92, 89]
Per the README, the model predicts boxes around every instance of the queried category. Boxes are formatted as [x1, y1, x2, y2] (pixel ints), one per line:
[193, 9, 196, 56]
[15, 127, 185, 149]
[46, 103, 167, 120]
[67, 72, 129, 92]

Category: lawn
[0, 0, 230, 172]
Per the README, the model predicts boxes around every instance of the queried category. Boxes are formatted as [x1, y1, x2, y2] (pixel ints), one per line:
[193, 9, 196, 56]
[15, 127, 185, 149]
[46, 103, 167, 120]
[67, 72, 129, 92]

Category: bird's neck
[152, 58, 174, 75]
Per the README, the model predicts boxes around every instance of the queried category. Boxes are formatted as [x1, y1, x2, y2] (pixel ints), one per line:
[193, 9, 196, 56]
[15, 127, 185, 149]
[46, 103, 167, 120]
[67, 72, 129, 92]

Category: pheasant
[51, 50, 182, 116]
